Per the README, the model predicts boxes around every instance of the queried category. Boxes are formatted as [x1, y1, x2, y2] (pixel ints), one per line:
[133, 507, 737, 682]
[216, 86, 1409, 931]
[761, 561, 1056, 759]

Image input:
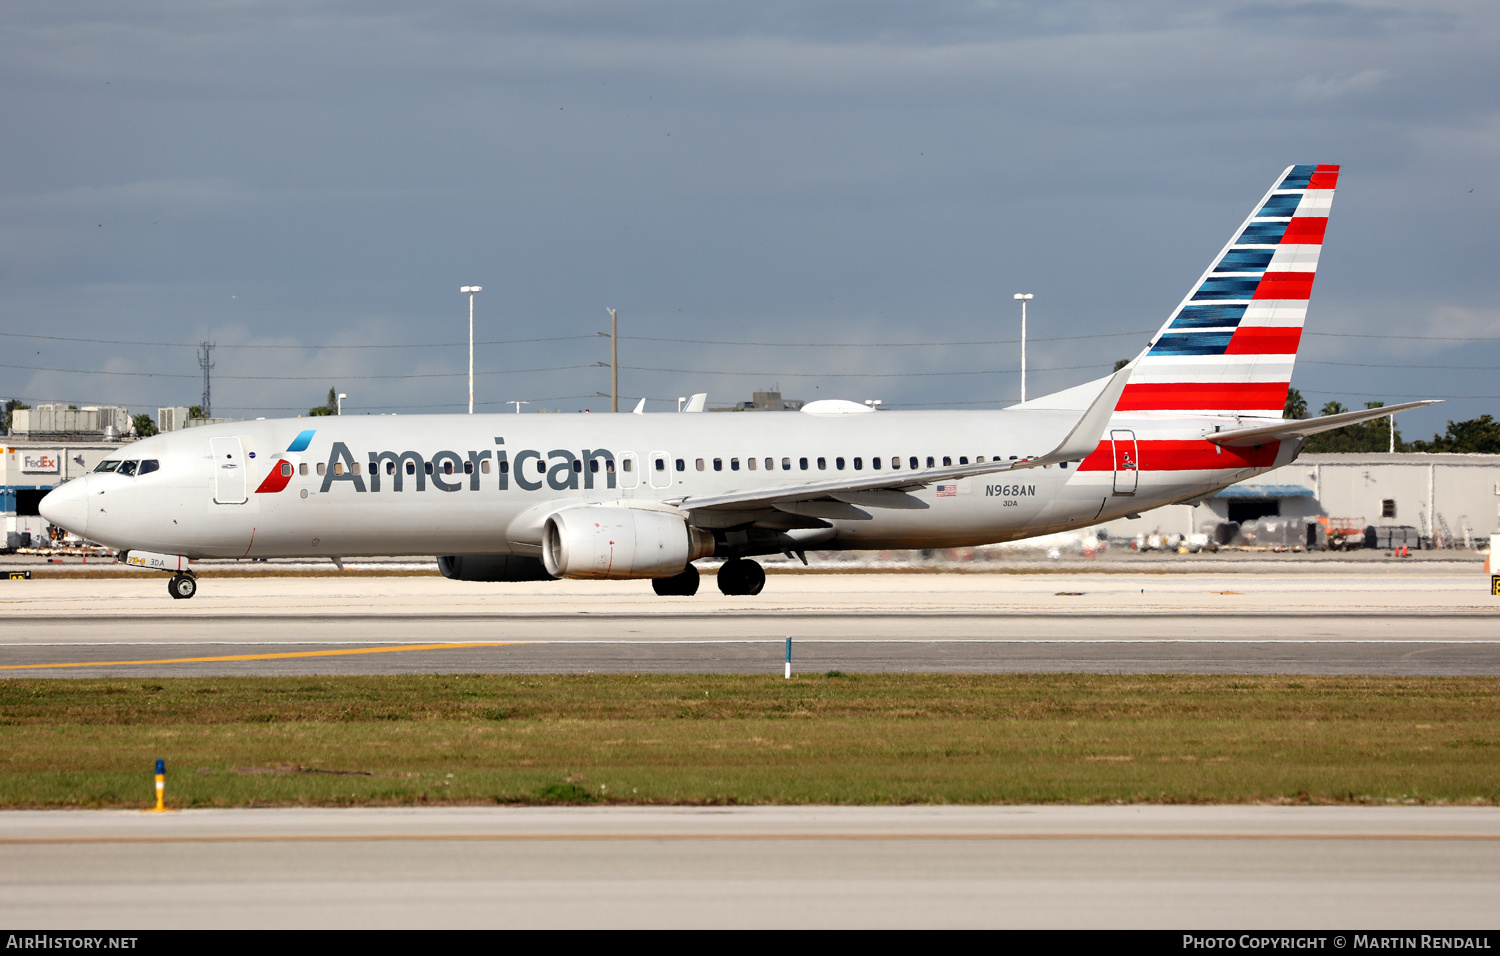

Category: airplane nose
[39, 476, 89, 537]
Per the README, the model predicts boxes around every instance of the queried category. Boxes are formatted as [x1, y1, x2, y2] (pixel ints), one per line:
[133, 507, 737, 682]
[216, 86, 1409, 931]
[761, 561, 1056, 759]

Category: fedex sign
[21, 453, 59, 474]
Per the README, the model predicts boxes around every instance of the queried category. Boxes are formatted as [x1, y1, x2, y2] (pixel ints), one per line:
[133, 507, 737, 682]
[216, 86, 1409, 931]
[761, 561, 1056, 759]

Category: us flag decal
[936, 484, 958, 497]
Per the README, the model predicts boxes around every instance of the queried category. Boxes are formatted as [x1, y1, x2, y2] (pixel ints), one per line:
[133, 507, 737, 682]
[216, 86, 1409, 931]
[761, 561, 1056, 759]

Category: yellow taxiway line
[0, 642, 526, 671]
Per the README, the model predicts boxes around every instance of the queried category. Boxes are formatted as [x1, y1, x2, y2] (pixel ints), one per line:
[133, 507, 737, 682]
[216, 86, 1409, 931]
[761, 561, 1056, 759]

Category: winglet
[631, 398, 646, 415]
[1024, 362, 1133, 467]
[683, 393, 707, 413]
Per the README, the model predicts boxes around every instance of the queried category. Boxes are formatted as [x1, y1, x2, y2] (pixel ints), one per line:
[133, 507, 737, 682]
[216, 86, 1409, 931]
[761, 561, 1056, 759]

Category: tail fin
[1118, 164, 1338, 418]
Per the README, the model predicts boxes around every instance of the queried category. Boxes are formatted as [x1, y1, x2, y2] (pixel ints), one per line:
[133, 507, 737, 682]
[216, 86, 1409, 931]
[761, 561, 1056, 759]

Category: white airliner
[41, 165, 1432, 599]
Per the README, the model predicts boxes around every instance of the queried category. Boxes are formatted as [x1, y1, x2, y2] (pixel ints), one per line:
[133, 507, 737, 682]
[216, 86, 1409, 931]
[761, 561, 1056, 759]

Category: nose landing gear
[167, 574, 197, 600]
[716, 558, 765, 596]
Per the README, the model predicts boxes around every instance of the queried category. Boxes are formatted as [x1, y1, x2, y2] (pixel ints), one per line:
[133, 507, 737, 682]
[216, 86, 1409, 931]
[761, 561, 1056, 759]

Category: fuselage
[45, 406, 1297, 561]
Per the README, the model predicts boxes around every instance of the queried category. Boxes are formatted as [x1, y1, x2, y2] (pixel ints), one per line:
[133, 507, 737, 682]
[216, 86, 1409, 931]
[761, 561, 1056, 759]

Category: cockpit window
[116, 460, 139, 477]
[93, 460, 122, 473]
[138, 459, 160, 476]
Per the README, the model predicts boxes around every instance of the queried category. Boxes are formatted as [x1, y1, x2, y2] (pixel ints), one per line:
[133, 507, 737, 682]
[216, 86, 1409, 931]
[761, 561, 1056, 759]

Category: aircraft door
[210, 437, 248, 504]
[648, 451, 672, 490]
[1110, 429, 1139, 495]
[619, 452, 640, 490]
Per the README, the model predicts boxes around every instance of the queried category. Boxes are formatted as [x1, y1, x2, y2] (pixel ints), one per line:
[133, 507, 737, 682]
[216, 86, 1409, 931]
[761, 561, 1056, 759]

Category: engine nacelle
[437, 554, 555, 582]
[542, 507, 715, 579]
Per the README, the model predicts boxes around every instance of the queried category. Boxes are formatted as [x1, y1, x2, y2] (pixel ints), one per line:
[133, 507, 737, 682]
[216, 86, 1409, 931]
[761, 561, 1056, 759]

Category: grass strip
[1, 674, 1496, 808]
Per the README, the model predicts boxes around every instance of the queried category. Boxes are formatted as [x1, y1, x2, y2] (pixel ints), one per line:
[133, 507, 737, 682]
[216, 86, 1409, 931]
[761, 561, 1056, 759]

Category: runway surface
[3, 567, 1497, 675]
[3, 805, 1497, 928]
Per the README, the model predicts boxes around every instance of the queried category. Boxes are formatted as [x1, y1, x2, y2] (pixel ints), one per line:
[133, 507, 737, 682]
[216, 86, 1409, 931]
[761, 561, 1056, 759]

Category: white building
[9, 405, 132, 440]
[1099, 453, 1500, 550]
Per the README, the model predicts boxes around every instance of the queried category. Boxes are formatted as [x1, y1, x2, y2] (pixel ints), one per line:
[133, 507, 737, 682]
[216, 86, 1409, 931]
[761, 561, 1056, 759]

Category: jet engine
[542, 507, 715, 579]
[436, 554, 555, 582]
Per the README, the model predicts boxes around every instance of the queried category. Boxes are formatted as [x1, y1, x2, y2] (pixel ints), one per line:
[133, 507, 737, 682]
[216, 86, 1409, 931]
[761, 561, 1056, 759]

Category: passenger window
[976, 456, 985, 463]
[481, 460, 492, 474]
[334, 462, 345, 476]
[942, 457, 951, 466]
[571, 460, 581, 473]
[1009, 455, 1018, 461]
[890, 457, 900, 470]
[959, 457, 969, 465]
[424, 462, 433, 476]
[766, 458, 775, 471]
[854, 457, 863, 470]
[909, 457, 918, 470]
[405, 461, 415, 475]
[654, 458, 665, 471]
[731, 458, 740, 471]
[696, 459, 705, 471]
[675, 459, 685, 471]
[353, 463, 362, 475]
[747, 458, 756, 471]
[622, 459, 632, 472]
[117, 460, 138, 477]
[606, 460, 615, 473]
[318, 463, 327, 477]
[817, 457, 827, 470]
[799, 457, 808, 470]
[139, 460, 160, 475]
[279, 461, 293, 477]
[464, 461, 474, 475]
[1060, 461, 1069, 470]
[782, 458, 791, 471]
[926, 457, 935, 468]
[714, 458, 723, 471]
[299, 463, 309, 476]
[537, 459, 546, 474]
[499, 460, 509, 474]
[591, 460, 600, 473]
[836, 457, 846, 470]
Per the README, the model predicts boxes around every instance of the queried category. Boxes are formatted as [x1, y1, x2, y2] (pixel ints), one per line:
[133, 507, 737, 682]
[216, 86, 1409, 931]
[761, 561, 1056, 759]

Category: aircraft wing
[668, 363, 1133, 512]
[1206, 400, 1440, 448]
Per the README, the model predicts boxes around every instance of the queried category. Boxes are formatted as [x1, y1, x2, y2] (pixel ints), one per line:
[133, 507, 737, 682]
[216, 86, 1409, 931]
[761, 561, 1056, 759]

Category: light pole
[1013, 293, 1033, 402]
[461, 286, 482, 414]
[507, 400, 529, 414]
[336, 392, 347, 415]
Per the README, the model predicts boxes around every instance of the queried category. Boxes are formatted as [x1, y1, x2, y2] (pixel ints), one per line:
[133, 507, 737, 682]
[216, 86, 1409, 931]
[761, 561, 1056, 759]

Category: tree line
[1283, 388, 1500, 454]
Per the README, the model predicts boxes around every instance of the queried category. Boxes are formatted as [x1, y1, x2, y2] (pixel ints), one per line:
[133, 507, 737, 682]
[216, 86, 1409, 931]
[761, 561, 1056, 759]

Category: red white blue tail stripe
[1120, 164, 1337, 417]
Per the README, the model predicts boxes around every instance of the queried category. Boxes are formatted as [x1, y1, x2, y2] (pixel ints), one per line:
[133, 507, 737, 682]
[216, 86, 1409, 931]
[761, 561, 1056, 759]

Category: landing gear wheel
[716, 558, 765, 596]
[652, 563, 701, 597]
[167, 574, 197, 600]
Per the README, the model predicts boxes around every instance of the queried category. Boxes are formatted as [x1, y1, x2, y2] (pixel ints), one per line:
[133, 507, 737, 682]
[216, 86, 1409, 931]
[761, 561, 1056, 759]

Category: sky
[2, 1, 1497, 440]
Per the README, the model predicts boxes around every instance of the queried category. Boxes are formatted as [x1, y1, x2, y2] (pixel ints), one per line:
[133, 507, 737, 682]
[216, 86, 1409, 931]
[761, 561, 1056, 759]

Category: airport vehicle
[40, 164, 1433, 599]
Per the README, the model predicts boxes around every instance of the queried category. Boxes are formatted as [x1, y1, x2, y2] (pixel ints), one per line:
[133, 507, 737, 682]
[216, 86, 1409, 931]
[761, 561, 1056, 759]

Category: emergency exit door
[1111, 429, 1139, 495]
[210, 437, 247, 504]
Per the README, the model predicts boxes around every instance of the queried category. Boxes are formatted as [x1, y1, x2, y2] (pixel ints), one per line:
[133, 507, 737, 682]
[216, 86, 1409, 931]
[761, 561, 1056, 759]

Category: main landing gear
[167, 573, 197, 600]
[652, 563, 701, 597]
[716, 558, 765, 596]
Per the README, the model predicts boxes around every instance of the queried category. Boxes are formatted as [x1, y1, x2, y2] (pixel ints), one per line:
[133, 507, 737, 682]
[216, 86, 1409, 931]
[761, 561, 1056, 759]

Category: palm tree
[1284, 387, 1308, 420]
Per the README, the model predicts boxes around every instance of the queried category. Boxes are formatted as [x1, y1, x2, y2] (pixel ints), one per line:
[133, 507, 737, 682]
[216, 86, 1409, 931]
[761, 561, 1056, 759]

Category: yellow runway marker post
[145, 759, 174, 814]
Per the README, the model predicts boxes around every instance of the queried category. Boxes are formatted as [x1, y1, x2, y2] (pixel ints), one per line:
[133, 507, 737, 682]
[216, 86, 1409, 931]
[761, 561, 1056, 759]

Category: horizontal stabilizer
[1207, 400, 1440, 447]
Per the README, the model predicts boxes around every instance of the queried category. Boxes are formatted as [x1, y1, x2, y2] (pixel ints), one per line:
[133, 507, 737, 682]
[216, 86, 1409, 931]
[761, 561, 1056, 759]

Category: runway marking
[3, 832, 1498, 846]
[8, 639, 1500, 648]
[0, 642, 527, 671]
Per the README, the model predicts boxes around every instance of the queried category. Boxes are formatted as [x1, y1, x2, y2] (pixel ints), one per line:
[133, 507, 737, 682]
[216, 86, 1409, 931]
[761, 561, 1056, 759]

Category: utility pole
[198, 341, 215, 418]
[598, 309, 619, 412]
[1013, 293, 1033, 402]
[461, 286, 482, 414]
